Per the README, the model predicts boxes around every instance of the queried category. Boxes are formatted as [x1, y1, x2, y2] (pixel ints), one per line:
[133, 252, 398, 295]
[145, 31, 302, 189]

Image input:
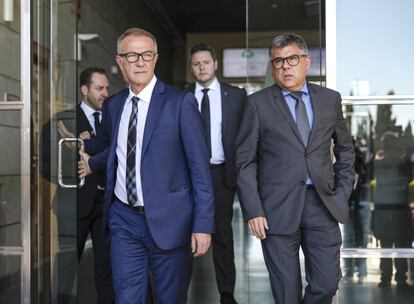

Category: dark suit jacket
[236, 83, 355, 234]
[85, 79, 215, 250]
[40, 105, 105, 219]
[187, 82, 247, 188]
[76, 105, 105, 218]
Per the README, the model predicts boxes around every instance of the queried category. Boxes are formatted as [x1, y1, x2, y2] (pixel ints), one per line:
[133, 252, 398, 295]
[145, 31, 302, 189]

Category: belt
[210, 162, 225, 169]
[119, 201, 145, 214]
[305, 184, 315, 189]
[116, 199, 145, 214]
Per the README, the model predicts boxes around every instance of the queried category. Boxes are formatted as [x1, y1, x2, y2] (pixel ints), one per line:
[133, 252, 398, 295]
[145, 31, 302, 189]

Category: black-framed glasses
[270, 54, 308, 69]
[118, 51, 157, 63]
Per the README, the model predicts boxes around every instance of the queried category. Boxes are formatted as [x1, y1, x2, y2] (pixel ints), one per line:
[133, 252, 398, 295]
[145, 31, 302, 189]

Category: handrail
[342, 95, 414, 105]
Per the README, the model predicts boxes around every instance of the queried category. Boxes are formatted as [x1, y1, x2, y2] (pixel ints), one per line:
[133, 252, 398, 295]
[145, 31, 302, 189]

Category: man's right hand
[58, 120, 91, 150]
[78, 151, 92, 177]
[247, 216, 269, 240]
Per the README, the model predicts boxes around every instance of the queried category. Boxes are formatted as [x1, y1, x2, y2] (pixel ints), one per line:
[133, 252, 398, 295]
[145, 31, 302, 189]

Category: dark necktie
[201, 88, 211, 156]
[92, 112, 101, 135]
[126, 97, 139, 206]
[291, 92, 310, 146]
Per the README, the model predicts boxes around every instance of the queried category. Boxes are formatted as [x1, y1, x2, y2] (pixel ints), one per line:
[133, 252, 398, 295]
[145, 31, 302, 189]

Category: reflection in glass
[0, 111, 21, 247]
[0, 1, 21, 100]
[342, 103, 414, 287]
[0, 255, 20, 304]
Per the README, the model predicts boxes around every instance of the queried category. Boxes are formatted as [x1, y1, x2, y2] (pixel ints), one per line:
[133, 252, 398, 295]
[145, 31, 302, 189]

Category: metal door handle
[58, 138, 85, 188]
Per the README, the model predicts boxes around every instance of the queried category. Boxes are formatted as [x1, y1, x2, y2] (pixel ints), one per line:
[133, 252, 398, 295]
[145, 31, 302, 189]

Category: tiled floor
[78, 203, 414, 303]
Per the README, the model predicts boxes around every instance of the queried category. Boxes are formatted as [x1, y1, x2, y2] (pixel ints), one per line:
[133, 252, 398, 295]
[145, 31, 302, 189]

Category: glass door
[0, 0, 31, 303]
[32, 0, 79, 303]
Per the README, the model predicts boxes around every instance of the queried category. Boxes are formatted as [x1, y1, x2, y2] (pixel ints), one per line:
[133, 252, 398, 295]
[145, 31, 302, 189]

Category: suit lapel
[112, 89, 129, 144]
[76, 104, 93, 135]
[271, 85, 304, 146]
[220, 83, 230, 145]
[141, 80, 165, 157]
[307, 83, 321, 148]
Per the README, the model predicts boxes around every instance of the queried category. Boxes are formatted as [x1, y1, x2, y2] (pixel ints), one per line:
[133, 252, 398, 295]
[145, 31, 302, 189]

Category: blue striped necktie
[126, 97, 139, 206]
[290, 91, 310, 146]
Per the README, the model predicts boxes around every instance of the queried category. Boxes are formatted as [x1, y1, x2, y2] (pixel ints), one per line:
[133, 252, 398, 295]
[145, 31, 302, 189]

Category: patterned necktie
[126, 97, 139, 206]
[201, 88, 211, 157]
[92, 112, 101, 135]
[291, 91, 310, 146]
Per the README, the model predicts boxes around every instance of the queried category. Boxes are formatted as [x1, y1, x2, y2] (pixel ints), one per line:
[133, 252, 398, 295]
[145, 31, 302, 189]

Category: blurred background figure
[372, 131, 413, 288]
[343, 138, 369, 282]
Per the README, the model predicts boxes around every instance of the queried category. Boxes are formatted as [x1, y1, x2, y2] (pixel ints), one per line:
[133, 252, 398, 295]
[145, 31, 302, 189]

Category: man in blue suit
[78, 27, 215, 304]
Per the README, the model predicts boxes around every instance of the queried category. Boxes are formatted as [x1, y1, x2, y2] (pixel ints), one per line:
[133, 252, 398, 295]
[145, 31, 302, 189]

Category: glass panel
[0, 111, 21, 246]
[33, 0, 78, 302]
[342, 103, 414, 251]
[0, 255, 21, 304]
[336, 0, 414, 96]
[0, 0, 21, 101]
[340, 258, 414, 302]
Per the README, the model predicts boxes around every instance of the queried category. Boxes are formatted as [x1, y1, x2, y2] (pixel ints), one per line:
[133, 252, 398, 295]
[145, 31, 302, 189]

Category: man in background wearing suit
[49, 66, 114, 303]
[188, 44, 246, 304]
[78, 28, 214, 304]
[236, 33, 355, 304]
[74, 67, 114, 304]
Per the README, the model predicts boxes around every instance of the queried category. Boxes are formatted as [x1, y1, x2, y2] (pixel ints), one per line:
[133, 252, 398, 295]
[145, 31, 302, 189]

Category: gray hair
[117, 27, 158, 54]
[268, 33, 308, 57]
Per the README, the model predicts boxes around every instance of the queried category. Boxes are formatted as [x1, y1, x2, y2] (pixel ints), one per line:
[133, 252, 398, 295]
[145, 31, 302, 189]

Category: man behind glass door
[42, 67, 114, 303]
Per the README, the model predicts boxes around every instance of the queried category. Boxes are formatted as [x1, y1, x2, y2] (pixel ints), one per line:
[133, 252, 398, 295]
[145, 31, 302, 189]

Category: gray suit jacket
[236, 83, 355, 234]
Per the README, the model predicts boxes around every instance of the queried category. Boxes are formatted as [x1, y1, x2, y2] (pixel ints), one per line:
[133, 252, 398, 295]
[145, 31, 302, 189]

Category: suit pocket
[327, 178, 336, 195]
[170, 184, 191, 193]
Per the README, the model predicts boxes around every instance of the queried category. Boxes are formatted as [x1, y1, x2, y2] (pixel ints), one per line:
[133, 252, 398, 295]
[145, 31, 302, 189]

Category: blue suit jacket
[85, 79, 214, 250]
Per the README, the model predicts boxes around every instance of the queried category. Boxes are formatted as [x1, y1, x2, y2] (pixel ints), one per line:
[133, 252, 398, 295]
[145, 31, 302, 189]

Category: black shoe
[378, 281, 391, 288]
[396, 281, 410, 289]
[220, 292, 238, 304]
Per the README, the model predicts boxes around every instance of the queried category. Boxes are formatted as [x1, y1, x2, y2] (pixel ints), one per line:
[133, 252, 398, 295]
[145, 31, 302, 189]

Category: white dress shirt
[114, 76, 157, 206]
[80, 101, 101, 135]
[194, 78, 225, 164]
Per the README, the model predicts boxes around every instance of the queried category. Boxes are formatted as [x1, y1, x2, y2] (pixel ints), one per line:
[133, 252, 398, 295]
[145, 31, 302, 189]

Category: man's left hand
[191, 233, 211, 257]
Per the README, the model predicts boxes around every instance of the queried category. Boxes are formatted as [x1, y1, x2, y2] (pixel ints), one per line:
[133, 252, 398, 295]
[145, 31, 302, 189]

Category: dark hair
[190, 43, 217, 63]
[269, 33, 308, 57]
[79, 66, 108, 88]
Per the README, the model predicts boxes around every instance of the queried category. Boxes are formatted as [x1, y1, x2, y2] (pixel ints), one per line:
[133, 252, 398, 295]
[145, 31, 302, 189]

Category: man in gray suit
[236, 33, 355, 304]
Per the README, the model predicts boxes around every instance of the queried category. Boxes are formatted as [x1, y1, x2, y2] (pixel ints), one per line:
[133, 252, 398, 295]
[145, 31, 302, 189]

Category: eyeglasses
[270, 54, 308, 69]
[118, 51, 157, 63]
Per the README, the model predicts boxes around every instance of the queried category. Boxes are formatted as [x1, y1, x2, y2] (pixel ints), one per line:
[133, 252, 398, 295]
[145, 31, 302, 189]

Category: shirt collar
[195, 77, 220, 93]
[127, 75, 157, 104]
[281, 82, 309, 98]
[80, 100, 100, 117]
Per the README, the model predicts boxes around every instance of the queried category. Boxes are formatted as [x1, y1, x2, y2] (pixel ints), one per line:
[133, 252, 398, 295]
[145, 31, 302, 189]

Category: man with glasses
[78, 28, 214, 303]
[236, 33, 355, 304]
[187, 44, 247, 304]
